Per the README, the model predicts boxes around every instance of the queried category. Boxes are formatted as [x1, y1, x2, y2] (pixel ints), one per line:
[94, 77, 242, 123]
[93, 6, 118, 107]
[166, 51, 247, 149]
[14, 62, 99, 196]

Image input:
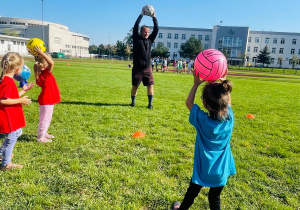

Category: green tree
[151, 42, 169, 58]
[88, 44, 98, 54]
[125, 44, 132, 60]
[116, 40, 126, 56]
[179, 37, 203, 59]
[98, 44, 105, 55]
[3, 28, 19, 37]
[290, 55, 299, 69]
[124, 27, 133, 47]
[257, 45, 271, 67]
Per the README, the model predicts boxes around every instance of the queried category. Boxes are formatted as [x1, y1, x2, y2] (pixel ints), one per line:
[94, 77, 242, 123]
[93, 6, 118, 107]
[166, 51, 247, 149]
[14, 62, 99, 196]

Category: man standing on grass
[130, 7, 158, 110]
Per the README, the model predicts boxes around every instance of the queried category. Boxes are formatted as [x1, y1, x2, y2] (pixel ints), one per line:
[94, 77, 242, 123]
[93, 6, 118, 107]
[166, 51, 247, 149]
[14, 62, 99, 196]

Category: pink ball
[194, 49, 227, 82]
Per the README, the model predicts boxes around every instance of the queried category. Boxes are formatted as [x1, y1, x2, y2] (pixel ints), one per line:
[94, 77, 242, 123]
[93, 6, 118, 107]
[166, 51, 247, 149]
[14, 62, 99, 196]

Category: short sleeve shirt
[0, 76, 25, 133]
[36, 68, 61, 105]
[189, 104, 236, 187]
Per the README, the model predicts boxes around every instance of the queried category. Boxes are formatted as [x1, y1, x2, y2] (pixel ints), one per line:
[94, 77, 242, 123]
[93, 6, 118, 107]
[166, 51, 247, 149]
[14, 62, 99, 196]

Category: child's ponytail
[202, 80, 233, 121]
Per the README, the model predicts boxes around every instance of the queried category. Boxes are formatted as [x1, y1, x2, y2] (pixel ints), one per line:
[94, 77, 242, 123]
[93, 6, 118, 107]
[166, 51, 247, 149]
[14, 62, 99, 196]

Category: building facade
[0, 17, 89, 57]
[152, 25, 300, 68]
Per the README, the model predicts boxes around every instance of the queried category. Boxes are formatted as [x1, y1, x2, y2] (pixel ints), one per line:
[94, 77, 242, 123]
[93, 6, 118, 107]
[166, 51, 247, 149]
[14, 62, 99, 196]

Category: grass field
[0, 59, 299, 209]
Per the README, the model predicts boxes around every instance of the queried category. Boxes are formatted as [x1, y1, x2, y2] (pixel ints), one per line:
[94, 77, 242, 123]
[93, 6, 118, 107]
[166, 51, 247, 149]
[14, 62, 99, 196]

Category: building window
[254, 47, 258, 52]
[255, 37, 259, 43]
[174, 43, 178, 48]
[291, 49, 295, 54]
[158, 33, 163, 38]
[247, 46, 250, 52]
[13, 41, 16, 45]
[298, 49, 300, 55]
[272, 48, 276, 54]
[174, 34, 178, 39]
[252, 57, 257, 62]
[167, 33, 171, 39]
[191, 34, 195, 38]
[167, 42, 171, 48]
[205, 35, 209, 41]
[152, 42, 155, 48]
[1, 40, 4, 44]
[21, 42, 25, 46]
[204, 44, 209, 49]
[265, 38, 270, 43]
[273, 38, 277, 44]
[182, 34, 186, 40]
[219, 39, 223, 46]
[248, 37, 252, 42]
[279, 48, 284, 54]
[281, 38, 285, 44]
[271, 58, 275, 63]
[292, 39, 297, 44]
[198, 35, 202, 40]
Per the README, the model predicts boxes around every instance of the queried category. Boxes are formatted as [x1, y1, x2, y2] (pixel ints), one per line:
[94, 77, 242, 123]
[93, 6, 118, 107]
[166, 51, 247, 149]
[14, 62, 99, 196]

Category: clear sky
[2, 0, 300, 46]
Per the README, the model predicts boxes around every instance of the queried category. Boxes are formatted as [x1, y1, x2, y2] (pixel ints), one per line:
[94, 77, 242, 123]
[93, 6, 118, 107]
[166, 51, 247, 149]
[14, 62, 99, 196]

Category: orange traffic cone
[246, 114, 255, 119]
[132, 131, 146, 138]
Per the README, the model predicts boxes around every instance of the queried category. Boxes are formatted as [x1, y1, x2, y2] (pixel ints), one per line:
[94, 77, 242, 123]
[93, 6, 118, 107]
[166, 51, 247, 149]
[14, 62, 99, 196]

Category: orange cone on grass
[132, 131, 146, 138]
[246, 114, 255, 119]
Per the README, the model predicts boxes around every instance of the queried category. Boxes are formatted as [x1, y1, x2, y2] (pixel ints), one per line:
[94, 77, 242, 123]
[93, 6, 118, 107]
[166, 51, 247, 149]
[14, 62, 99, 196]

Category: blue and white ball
[14, 65, 31, 87]
[142, 5, 155, 16]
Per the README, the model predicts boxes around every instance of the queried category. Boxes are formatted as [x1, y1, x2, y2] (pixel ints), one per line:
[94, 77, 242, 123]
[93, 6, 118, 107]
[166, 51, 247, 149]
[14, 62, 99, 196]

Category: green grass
[0, 59, 299, 209]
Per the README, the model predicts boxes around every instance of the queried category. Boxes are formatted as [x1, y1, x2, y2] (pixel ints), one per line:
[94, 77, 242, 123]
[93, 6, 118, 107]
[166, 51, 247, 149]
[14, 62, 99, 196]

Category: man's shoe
[148, 105, 153, 110]
[130, 103, 135, 107]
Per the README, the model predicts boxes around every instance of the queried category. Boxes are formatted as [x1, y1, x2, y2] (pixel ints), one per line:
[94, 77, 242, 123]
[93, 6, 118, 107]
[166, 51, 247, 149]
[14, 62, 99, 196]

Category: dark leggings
[179, 181, 224, 210]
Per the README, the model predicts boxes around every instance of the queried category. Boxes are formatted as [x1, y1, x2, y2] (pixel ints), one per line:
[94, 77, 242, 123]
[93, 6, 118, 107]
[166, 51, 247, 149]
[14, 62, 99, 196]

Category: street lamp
[41, 0, 44, 41]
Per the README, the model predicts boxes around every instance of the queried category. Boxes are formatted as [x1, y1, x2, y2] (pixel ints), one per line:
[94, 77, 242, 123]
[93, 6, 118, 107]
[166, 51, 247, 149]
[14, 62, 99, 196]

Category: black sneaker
[148, 105, 153, 110]
[130, 103, 135, 107]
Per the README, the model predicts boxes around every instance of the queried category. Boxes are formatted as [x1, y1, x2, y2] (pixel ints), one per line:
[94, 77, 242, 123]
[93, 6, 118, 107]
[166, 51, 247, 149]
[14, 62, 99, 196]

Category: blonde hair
[0, 52, 24, 83]
[34, 53, 52, 80]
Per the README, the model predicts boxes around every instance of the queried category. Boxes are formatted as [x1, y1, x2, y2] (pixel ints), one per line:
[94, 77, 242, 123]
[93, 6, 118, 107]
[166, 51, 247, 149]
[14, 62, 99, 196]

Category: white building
[152, 25, 300, 68]
[0, 17, 89, 57]
[0, 34, 29, 56]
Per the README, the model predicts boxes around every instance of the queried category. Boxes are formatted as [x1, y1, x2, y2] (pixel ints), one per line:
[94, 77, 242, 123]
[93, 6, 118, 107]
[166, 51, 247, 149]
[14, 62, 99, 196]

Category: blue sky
[2, 0, 300, 45]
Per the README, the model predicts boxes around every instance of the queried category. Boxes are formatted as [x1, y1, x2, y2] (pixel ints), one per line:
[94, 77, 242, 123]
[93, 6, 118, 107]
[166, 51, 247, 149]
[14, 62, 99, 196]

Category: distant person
[172, 73, 236, 210]
[131, 7, 158, 109]
[177, 59, 183, 73]
[187, 59, 193, 74]
[34, 46, 61, 142]
[167, 57, 171, 71]
[0, 52, 34, 170]
[151, 59, 154, 71]
[182, 59, 186, 74]
[155, 57, 160, 72]
[173, 59, 177, 72]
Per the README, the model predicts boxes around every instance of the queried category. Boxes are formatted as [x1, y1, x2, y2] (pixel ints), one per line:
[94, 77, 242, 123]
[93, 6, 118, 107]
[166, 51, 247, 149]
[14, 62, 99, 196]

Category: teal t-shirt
[189, 104, 236, 187]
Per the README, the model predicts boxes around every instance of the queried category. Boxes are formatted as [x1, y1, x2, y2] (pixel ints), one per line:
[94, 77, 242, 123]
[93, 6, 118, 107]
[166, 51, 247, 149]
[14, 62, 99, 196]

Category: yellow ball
[26, 38, 46, 56]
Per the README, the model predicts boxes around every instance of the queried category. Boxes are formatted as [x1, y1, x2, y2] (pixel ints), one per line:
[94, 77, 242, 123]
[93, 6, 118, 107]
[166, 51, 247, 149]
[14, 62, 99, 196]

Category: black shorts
[132, 66, 154, 87]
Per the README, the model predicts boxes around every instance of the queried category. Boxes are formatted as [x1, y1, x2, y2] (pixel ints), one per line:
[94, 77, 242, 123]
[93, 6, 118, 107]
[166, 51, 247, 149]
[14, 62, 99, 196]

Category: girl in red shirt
[34, 46, 61, 143]
[0, 52, 34, 170]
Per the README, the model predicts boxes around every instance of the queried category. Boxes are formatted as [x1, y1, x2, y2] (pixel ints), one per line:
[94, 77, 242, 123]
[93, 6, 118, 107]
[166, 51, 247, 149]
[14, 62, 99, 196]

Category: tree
[88, 44, 98, 54]
[125, 44, 132, 60]
[257, 45, 271, 67]
[3, 28, 19, 37]
[98, 44, 105, 55]
[179, 37, 203, 59]
[124, 27, 133, 47]
[151, 42, 169, 58]
[116, 40, 126, 56]
[290, 55, 299, 69]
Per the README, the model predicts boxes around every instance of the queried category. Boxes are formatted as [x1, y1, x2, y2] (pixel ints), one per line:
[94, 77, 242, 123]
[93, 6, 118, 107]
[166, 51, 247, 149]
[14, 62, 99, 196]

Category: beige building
[0, 17, 89, 57]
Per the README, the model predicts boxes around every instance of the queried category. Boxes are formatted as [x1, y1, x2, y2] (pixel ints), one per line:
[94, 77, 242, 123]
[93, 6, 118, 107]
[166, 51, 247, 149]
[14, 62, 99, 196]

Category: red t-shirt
[36, 68, 61, 105]
[0, 76, 26, 133]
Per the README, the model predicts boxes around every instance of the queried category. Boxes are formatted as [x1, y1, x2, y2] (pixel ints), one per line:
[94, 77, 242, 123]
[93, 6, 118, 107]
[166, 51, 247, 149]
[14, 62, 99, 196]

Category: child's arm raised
[186, 71, 205, 111]
[34, 46, 54, 72]
[0, 96, 32, 106]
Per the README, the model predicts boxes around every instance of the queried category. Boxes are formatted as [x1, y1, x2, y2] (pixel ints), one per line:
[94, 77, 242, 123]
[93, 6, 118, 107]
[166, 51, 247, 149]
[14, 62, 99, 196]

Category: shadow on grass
[31, 99, 129, 107]
[0, 134, 35, 142]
